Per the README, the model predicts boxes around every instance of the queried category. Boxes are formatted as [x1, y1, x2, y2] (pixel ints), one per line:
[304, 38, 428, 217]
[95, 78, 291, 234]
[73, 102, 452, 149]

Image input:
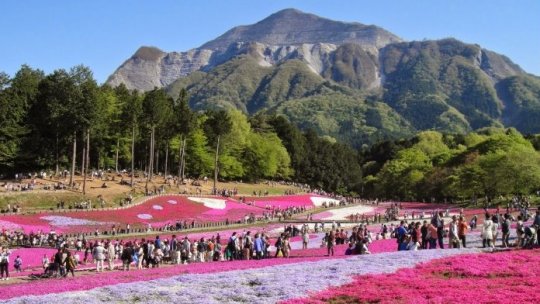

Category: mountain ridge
[106, 9, 540, 147]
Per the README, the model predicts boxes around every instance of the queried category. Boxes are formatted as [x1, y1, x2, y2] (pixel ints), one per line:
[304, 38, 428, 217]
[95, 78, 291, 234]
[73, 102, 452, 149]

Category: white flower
[310, 196, 340, 207]
[137, 214, 153, 220]
[40, 216, 109, 226]
[188, 197, 227, 209]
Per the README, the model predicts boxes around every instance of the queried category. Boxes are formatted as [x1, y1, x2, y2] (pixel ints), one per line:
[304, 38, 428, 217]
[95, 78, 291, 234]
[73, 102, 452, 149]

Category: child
[42, 254, 50, 274]
[13, 255, 22, 272]
[14, 256, 23, 273]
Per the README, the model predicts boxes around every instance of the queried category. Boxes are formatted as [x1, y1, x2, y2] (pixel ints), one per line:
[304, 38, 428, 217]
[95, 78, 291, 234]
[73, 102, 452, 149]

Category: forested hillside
[2, 65, 540, 200]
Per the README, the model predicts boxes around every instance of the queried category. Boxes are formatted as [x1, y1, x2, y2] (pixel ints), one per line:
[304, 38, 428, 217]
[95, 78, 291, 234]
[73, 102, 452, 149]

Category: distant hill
[106, 8, 540, 147]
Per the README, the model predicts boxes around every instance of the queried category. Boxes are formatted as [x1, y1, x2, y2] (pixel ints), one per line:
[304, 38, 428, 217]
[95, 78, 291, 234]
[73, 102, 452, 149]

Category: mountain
[106, 8, 539, 147]
[106, 8, 401, 91]
[200, 8, 401, 51]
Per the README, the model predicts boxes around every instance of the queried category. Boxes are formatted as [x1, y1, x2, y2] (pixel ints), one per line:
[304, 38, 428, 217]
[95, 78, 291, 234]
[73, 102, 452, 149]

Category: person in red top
[410, 222, 422, 251]
[428, 223, 438, 249]
[458, 216, 469, 248]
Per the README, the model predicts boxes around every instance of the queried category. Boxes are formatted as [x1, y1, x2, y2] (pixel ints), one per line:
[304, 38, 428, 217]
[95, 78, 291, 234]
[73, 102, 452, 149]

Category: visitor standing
[13, 255, 23, 273]
[534, 208, 540, 245]
[482, 214, 494, 248]
[327, 231, 336, 256]
[448, 216, 459, 248]
[501, 214, 511, 248]
[107, 241, 115, 270]
[458, 216, 468, 248]
[65, 251, 76, 277]
[93, 242, 105, 272]
[0, 247, 11, 280]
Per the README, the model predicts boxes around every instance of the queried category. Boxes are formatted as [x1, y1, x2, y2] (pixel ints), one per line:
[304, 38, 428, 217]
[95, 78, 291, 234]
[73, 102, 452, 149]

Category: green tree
[142, 88, 173, 185]
[203, 110, 232, 192]
[173, 88, 196, 182]
[119, 86, 142, 187]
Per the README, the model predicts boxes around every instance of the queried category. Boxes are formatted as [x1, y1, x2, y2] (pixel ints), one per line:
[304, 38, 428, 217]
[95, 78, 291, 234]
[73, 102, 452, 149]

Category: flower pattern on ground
[2, 249, 479, 303]
[137, 214, 153, 220]
[40, 216, 109, 226]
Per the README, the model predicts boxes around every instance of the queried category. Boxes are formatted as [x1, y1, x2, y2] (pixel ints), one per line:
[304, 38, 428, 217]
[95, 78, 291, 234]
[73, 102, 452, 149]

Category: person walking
[327, 231, 336, 256]
[106, 241, 116, 271]
[516, 215, 525, 248]
[93, 242, 105, 272]
[428, 222, 438, 249]
[501, 214, 511, 248]
[420, 221, 429, 249]
[396, 221, 408, 251]
[301, 227, 309, 250]
[274, 234, 284, 258]
[13, 255, 23, 273]
[458, 216, 468, 248]
[254, 234, 264, 260]
[282, 236, 292, 258]
[448, 216, 460, 248]
[0, 247, 11, 280]
[121, 242, 134, 271]
[435, 212, 445, 249]
[65, 251, 76, 277]
[482, 213, 494, 248]
[533, 208, 540, 245]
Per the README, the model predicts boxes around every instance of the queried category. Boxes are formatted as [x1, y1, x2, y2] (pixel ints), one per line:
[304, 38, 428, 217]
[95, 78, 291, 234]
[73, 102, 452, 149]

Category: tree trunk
[213, 135, 220, 195]
[86, 130, 90, 177]
[131, 125, 135, 188]
[180, 136, 183, 188]
[155, 144, 159, 178]
[82, 130, 86, 194]
[83, 130, 90, 195]
[69, 131, 76, 187]
[164, 143, 169, 178]
[148, 126, 154, 182]
[55, 133, 59, 177]
[115, 137, 119, 173]
[181, 138, 187, 182]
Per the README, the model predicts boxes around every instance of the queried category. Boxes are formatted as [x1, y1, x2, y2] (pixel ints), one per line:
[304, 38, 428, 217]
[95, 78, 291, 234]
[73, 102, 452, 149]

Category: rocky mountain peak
[200, 8, 402, 50]
[132, 46, 165, 61]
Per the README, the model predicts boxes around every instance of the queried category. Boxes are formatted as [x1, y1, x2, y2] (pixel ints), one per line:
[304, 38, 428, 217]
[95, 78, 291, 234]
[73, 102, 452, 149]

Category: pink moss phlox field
[1, 194, 342, 234]
[311, 211, 332, 220]
[10, 248, 57, 269]
[0, 237, 396, 299]
[0, 195, 271, 233]
[247, 194, 322, 208]
[0, 250, 357, 300]
[284, 249, 540, 304]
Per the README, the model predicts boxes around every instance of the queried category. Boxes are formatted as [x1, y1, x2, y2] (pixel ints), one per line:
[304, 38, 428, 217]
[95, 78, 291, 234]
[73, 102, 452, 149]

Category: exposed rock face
[106, 47, 214, 91]
[106, 8, 525, 99]
[200, 8, 401, 51]
[106, 8, 402, 91]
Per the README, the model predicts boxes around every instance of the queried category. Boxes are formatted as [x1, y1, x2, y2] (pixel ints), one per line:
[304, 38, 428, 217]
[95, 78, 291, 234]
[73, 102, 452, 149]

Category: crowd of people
[390, 208, 540, 251]
[1, 191, 539, 282]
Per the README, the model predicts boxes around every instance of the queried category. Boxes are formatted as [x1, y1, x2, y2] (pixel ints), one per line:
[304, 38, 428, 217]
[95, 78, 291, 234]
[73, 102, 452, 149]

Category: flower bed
[1, 248, 479, 302]
[311, 205, 377, 221]
[247, 194, 339, 209]
[0, 195, 268, 234]
[284, 249, 540, 304]
[10, 248, 57, 270]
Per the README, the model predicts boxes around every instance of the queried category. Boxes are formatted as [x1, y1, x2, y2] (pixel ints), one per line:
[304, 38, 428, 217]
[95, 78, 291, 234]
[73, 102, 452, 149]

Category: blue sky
[1, 0, 538, 83]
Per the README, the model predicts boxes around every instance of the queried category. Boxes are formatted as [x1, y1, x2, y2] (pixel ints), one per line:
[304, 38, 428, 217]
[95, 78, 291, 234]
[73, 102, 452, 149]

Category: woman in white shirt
[482, 213, 494, 248]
